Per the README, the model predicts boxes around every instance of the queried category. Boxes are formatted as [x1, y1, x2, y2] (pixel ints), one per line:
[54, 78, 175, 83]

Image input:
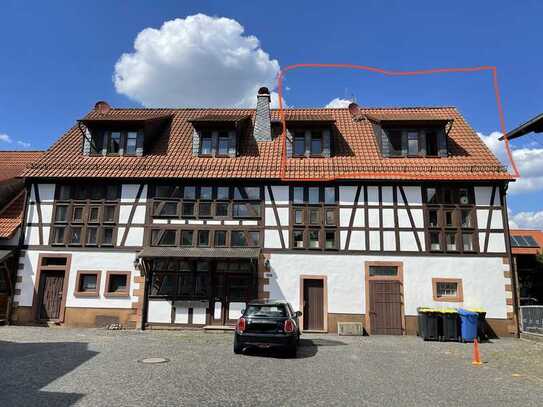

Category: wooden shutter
[437, 128, 448, 157]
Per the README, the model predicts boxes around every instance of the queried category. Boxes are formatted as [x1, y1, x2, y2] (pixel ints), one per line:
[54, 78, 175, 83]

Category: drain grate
[139, 357, 169, 364]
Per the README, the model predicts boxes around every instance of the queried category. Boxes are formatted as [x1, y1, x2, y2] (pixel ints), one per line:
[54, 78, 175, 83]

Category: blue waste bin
[458, 308, 478, 342]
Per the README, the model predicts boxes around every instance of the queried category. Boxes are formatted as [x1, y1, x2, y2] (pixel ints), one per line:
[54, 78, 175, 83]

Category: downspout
[501, 183, 520, 338]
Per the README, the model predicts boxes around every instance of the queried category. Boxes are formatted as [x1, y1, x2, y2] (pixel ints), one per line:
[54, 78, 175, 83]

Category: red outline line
[277, 64, 520, 181]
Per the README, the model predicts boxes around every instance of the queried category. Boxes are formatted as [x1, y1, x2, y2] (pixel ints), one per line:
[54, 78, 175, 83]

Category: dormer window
[108, 132, 121, 154]
[380, 126, 447, 158]
[198, 130, 232, 157]
[290, 127, 331, 158]
[89, 129, 143, 156]
[200, 132, 213, 156]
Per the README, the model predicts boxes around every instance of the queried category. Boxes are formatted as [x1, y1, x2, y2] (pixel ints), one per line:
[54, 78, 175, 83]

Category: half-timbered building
[10, 87, 517, 336]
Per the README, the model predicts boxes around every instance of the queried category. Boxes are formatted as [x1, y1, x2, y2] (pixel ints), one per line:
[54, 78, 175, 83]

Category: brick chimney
[253, 87, 272, 141]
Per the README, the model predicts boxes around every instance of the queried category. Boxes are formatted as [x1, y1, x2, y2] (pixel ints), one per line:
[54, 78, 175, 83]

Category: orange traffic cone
[472, 338, 482, 365]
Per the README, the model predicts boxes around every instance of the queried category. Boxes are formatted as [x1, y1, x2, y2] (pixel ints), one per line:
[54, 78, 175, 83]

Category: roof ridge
[103, 106, 460, 112]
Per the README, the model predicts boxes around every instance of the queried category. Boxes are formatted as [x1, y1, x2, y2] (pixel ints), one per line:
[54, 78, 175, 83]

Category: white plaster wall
[24, 226, 40, 245]
[353, 208, 365, 227]
[475, 186, 493, 206]
[382, 209, 394, 228]
[265, 208, 275, 226]
[401, 186, 422, 205]
[264, 229, 282, 249]
[266, 254, 507, 319]
[121, 184, 147, 203]
[399, 231, 418, 251]
[477, 209, 489, 229]
[41, 204, 53, 224]
[37, 184, 55, 203]
[368, 209, 380, 228]
[487, 233, 506, 253]
[339, 208, 352, 227]
[119, 206, 132, 224]
[125, 227, 144, 247]
[369, 231, 380, 251]
[382, 186, 393, 205]
[26, 204, 39, 224]
[383, 231, 396, 251]
[339, 186, 357, 205]
[490, 212, 503, 229]
[267, 185, 289, 205]
[367, 187, 379, 205]
[350, 230, 365, 250]
[14, 250, 139, 309]
[277, 208, 289, 226]
[132, 205, 147, 224]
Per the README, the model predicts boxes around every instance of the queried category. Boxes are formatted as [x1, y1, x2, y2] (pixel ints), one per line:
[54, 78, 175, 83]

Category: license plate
[256, 344, 271, 349]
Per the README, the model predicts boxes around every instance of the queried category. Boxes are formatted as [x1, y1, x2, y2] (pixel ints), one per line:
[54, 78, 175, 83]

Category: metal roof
[138, 247, 260, 259]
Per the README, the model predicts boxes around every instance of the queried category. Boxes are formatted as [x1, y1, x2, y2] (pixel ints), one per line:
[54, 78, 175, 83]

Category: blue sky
[1, 0, 542, 226]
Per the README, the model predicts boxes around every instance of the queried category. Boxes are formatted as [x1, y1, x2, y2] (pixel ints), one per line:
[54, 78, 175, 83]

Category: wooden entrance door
[38, 271, 65, 320]
[369, 280, 403, 335]
[303, 279, 324, 331]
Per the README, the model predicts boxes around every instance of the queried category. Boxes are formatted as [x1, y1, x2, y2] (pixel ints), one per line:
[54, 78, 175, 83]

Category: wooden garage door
[369, 280, 402, 335]
[303, 279, 324, 331]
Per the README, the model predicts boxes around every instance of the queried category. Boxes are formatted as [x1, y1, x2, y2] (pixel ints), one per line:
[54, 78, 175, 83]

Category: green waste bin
[417, 307, 441, 341]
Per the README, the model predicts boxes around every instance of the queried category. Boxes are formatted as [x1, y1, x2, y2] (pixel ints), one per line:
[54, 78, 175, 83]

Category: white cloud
[16, 140, 31, 148]
[0, 133, 12, 143]
[114, 14, 281, 108]
[509, 210, 543, 230]
[325, 98, 352, 108]
[478, 131, 543, 194]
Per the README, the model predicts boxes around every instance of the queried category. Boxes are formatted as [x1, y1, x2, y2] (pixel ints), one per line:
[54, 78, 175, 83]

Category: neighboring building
[11, 88, 517, 336]
[509, 229, 543, 305]
[0, 151, 44, 323]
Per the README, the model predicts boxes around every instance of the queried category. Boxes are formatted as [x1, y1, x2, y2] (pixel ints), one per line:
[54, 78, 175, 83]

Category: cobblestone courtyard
[1, 326, 542, 406]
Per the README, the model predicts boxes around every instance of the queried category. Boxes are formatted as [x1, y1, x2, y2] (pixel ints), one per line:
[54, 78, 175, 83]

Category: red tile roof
[0, 151, 44, 183]
[0, 191, 25, 239]
[23, 106, 512, 181]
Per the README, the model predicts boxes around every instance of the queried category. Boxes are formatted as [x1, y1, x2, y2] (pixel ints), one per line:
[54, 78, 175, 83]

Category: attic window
[381, 127, 446, 158]
[197, 130, 234, 157]
[290, 127, 332, 158]
[90, 130, 143, 156]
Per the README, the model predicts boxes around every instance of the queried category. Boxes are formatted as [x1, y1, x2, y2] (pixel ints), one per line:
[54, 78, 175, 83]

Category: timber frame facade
[9, 88, 518, 336]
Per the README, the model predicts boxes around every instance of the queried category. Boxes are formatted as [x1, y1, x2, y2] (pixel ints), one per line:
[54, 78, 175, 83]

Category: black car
[234, 300, 302, 357]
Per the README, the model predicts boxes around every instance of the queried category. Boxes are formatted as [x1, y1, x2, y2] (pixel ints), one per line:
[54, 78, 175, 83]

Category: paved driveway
[1, 326, 542, 406]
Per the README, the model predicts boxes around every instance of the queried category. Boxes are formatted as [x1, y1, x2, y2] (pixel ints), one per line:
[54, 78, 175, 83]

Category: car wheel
[233, 337, 243, 354]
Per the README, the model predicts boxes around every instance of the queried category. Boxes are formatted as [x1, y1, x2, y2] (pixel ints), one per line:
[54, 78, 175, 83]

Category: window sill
[104, 292, 130, 298]
[434, 296, 462, 303]
[74, 292, 99, 298]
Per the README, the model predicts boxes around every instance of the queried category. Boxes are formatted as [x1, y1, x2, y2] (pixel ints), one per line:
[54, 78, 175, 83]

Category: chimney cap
[258, 87, 270, 95]
[95, 101, 111, 114]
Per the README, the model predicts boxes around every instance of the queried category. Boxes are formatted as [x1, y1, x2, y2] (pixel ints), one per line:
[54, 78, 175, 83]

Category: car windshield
[244, 304, 287, 318]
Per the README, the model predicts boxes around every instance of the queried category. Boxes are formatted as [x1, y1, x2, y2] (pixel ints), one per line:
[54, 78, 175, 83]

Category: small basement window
[75, 271, 100, 297]
[433, 278, 463, 302]
[105, 271, 130, 297]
